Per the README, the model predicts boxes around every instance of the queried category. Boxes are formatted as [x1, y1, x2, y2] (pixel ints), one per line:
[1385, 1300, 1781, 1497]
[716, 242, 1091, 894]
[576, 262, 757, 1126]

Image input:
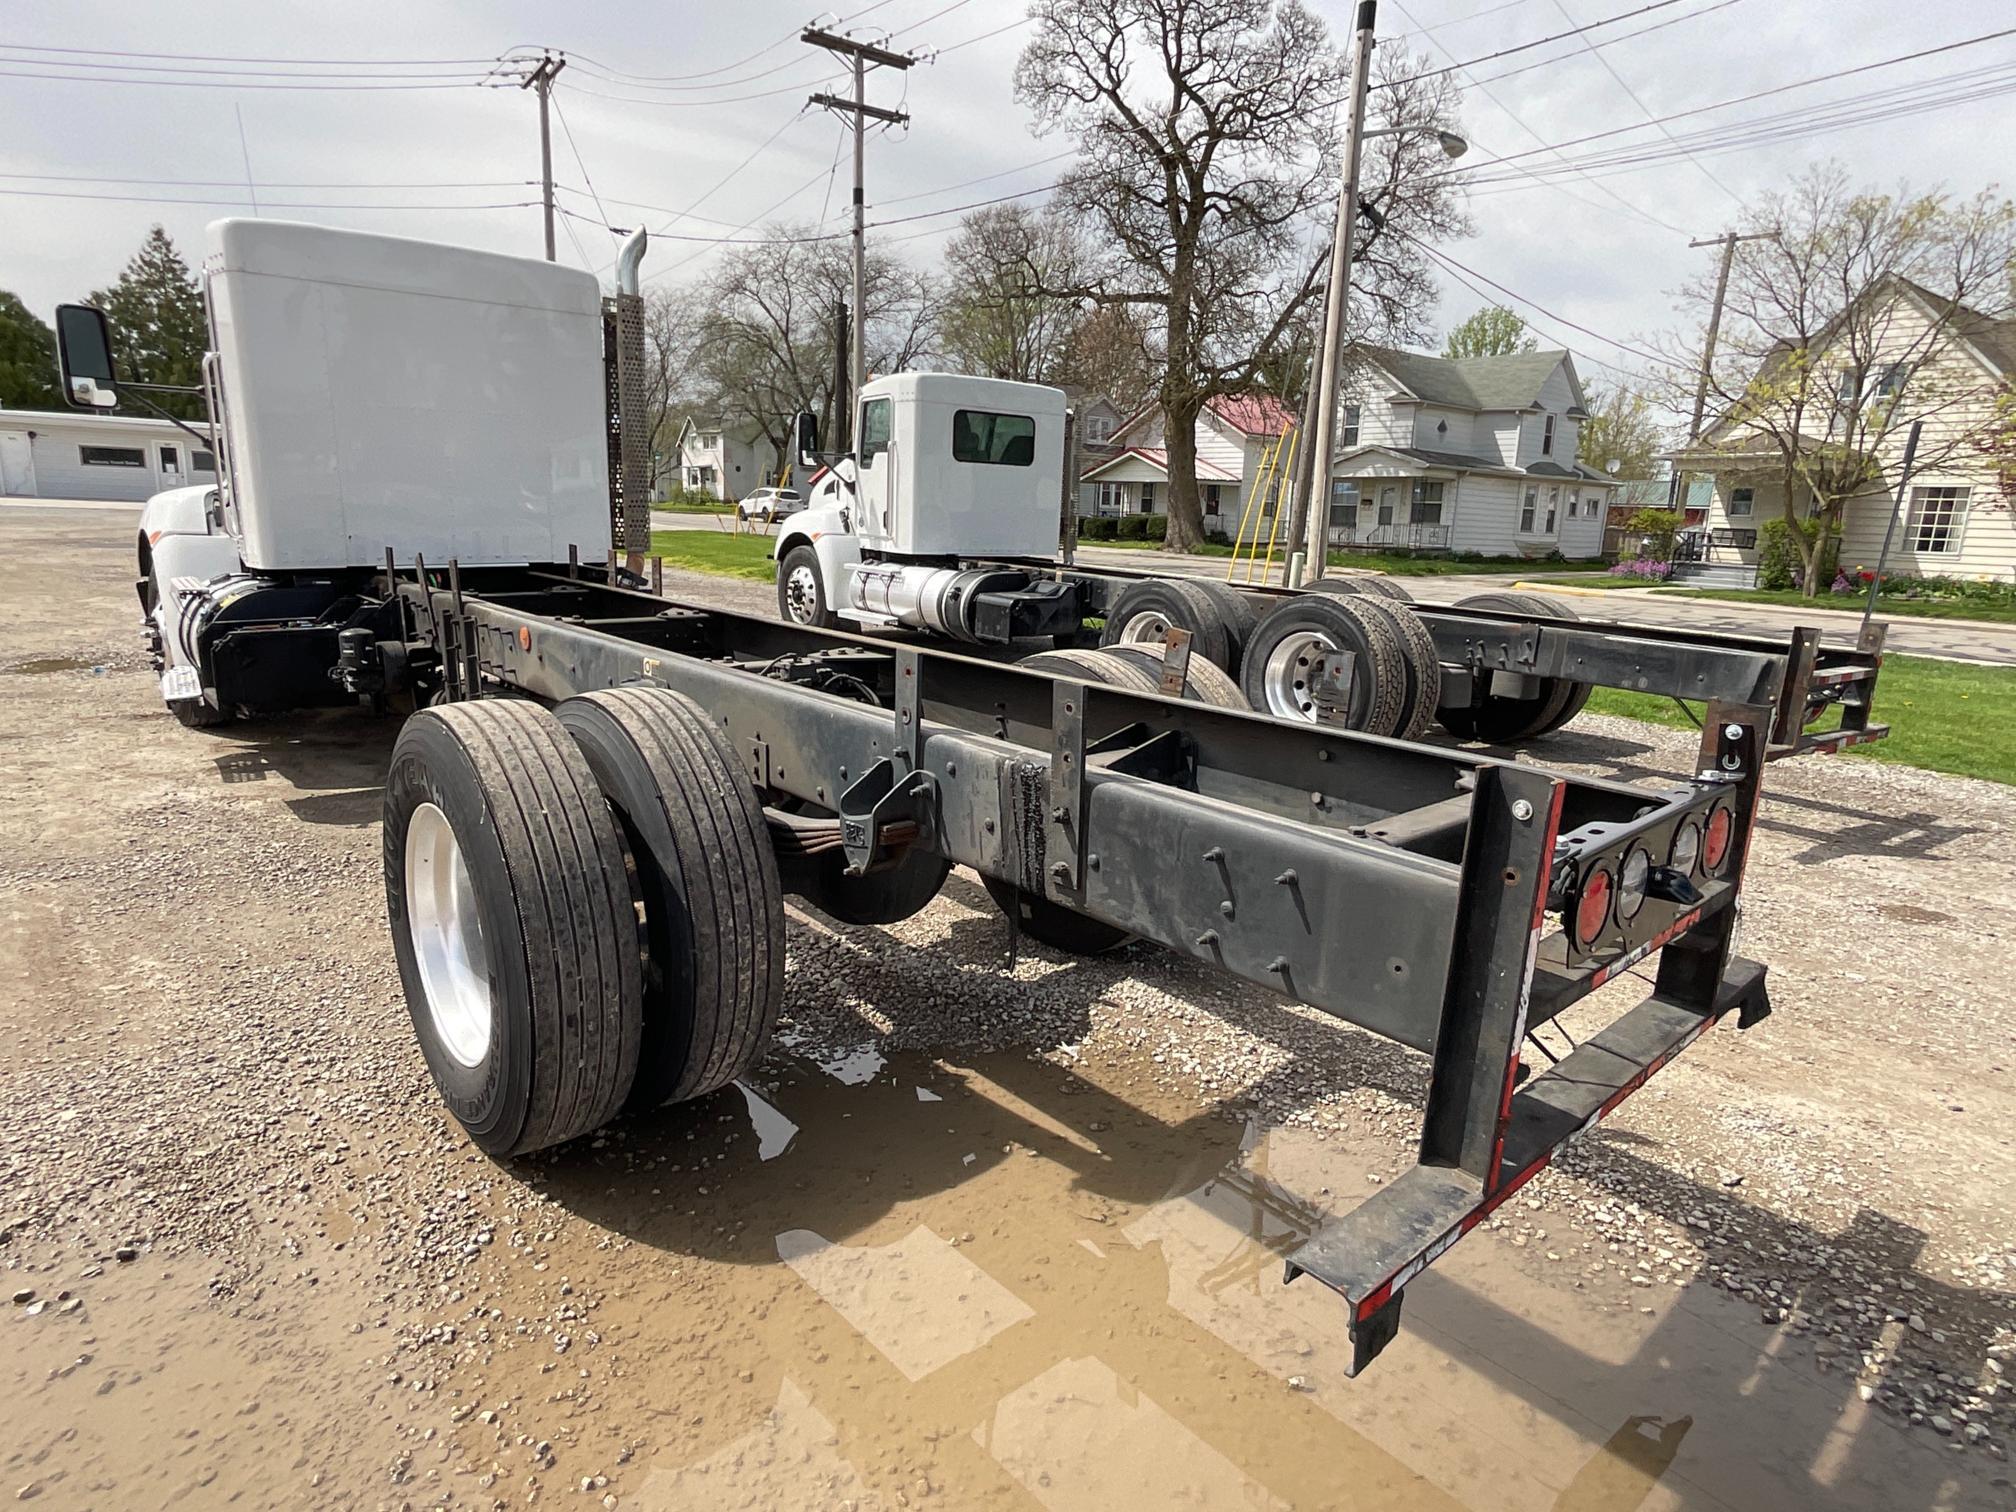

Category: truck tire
[555, 687, 785, 1111]
[385, 700, 643, 1156]
[1298, 575, 1366, 596]
[1100, 644, 1251, 710]
[1357, 576, 1414, 602]
[170, 694, 232, 729]
[1098, 578, 1235, 673]
[982, 875, 1134, 956]
[1017, 645, 1165, 696]
[1240, 594, 1407, 735]
[1441, 591, 1583, 742]
[1352, 597, 1441, 739]
[1186, 580, 1258, 672]
[777, 544, 838, 630]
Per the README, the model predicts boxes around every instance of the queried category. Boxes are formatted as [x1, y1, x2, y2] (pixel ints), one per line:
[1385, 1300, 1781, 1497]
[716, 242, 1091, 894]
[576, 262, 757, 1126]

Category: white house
[674, 416, 781, 502]
[1080, 393, 1298, 536]
[1666, 279, 2014, 585]
[1328, 347, 1618, 558]
[0, 407, 218, 502]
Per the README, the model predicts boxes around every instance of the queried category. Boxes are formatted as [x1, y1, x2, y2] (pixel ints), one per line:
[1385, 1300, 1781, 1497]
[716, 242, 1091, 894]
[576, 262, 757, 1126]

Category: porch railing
[1330, 522, 1452, 553]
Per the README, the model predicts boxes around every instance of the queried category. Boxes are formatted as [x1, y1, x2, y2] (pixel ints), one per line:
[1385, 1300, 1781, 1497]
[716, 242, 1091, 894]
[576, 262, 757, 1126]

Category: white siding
[2, 412, 216, 502]
[1558, 484, 1607, 559]
[1447, 474, 1523, 555]
[1341, 387, 1410, 448]
[1193, 412, 1245, 479]
[1479, 413, 1522, 467]
[1412, 405, 1475, 453]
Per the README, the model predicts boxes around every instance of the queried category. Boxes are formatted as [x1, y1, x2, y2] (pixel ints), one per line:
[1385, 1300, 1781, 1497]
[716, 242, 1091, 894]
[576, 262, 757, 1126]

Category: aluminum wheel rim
[784, 563, 821, 623]
[405, 802, 493, 1068]
[1260, 629, 1342, 721]
[1115, 609, 1173, 645]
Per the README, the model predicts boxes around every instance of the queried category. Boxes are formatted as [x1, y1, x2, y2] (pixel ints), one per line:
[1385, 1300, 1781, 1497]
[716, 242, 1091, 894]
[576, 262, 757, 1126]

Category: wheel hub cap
[785, 564, 820, 623]
[1260, 629, 1345, 722]
[406, 802, 493, 1067]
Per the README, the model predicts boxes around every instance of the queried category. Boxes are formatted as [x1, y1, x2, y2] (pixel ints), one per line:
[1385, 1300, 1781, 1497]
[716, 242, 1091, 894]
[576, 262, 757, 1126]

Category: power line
[0, 42, 499, 65]
[889, 0, 973, 38]
[1409, 236, 1684, 371]
[0, 67, 480, 90]
[1386, 0, 1694, 235]
[1461, 0, 1741, 87]
[0, 186, 538, 209]
[0, 52, 486, 80]
[557, 73, 839, 108]
[1440, 22, 2016, 181]
[1545, 0, 1747, 206]
[933, 17, 1031, 53]
[1379, 0, 1705, 89]
[1423, 247, 1664, 383]
[551, 87, 619, 241]
[0, 170, 534, 189]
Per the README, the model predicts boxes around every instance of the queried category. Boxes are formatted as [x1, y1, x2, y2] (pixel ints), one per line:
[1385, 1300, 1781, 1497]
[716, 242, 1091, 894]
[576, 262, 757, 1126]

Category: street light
[1297, 0, 1473, 582]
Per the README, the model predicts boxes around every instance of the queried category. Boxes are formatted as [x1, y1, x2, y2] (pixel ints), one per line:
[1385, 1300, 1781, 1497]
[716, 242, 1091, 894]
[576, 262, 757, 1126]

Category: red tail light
[1574, 867, 1613, 948]
[1702, 803, 1735, 874]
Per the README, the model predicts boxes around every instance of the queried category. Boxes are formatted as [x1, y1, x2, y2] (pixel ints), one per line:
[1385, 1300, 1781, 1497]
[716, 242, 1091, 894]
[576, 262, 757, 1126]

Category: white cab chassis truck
[56, 220, 1811, 1376]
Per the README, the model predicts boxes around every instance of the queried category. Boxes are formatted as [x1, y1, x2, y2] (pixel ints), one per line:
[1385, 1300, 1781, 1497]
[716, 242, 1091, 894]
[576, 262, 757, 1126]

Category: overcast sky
[5, 0, 2011, 405]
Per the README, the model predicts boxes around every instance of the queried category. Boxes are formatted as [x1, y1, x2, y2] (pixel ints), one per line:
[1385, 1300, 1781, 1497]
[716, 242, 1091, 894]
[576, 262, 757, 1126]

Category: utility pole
[1671, 228, 1772, 506]
[1301, 0, 1378, 579]
[804, 28, 913, 442]
[519, 52, 567, 262]
[1283, 348, 1324, 586]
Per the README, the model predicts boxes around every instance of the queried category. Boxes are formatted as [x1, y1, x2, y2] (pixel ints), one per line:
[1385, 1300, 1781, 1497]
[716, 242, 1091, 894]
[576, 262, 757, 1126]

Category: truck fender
[774, 506, 861, 605]
[138, 483, 224, 546]
[148, 529, 244, 671]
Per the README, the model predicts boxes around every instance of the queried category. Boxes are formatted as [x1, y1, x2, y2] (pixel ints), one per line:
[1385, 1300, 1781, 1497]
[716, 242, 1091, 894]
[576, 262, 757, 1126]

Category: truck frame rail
[393, 559, 1773, 1373]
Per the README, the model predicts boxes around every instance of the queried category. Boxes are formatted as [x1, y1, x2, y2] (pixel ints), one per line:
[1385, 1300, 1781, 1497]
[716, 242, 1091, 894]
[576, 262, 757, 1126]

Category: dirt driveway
[3, 506, 2013, 1511]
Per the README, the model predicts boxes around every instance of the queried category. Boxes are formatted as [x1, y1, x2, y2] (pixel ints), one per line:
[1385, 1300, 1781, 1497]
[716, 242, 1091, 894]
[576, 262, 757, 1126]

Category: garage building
[0, 408, 218, 502]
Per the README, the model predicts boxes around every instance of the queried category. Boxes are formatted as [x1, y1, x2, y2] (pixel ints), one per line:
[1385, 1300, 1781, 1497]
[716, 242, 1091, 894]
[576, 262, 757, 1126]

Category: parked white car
[735, 487, 803, 525]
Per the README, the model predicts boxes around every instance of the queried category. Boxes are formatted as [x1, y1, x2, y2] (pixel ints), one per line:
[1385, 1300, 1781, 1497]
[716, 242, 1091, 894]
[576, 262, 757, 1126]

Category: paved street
[646, 512, 2016, 666]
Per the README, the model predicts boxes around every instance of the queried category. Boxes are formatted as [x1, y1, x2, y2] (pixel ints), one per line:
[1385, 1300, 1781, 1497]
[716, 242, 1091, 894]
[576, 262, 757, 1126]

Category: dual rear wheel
[385, 691, 785, 1156]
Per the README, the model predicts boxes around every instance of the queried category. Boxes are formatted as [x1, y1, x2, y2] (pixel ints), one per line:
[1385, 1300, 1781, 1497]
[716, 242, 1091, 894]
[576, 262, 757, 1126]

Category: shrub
[1624, 507, 1683, 558]
[1756, 517, 1840, 591]
[1609, 556, 1673, 581]
[1076, 516, 1117, 540]
[1116, 515, 1150, 540]
[1143, 514, 1168, 542]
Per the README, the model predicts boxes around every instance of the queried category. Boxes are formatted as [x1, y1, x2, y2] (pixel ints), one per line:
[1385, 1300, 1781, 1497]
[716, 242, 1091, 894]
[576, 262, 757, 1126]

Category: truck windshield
[952, 410, 1035, 466]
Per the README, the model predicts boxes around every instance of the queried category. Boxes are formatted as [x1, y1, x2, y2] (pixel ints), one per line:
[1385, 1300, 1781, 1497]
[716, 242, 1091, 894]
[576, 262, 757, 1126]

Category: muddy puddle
[488, 1044, 1990, 1512]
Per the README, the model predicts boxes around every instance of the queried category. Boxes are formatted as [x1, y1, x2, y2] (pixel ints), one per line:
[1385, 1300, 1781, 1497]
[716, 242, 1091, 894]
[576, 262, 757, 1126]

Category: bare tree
[1665, 164, 2016, 594]
[696, 227, 938, 463]
[938, 203, 1088, 381]
[1016, 0, 1467, 549]
[1053, 302, 1163, 413]
[640, 284, 709, 497]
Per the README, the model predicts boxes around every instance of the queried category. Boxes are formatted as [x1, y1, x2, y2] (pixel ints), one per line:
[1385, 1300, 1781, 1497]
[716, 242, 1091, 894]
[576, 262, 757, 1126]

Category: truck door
[856, 396, 893, 546]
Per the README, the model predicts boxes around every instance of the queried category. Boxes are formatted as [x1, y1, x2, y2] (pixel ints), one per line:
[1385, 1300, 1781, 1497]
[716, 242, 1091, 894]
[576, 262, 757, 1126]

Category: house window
[1204, 484, 1222, 515]
[1328, 480, 1358, 529]
[1726, 486, 1754, 517]
[1341, 405, 1361, 448]
[1905, 486, 1969, 554]
[1542, 414, 1556, 457]
[1097, 481, 1123, 515]
[1410, 480, 1444, 525]
[1138, 482, 1155, 513]
[1083, 414, 1114, 442]
[80, 445, 145, 468]
[1872, 363, 1907, 400]
[1565, 492, 1578, 519]
[1545, 486, 1559, 533]
[1519, 487, 1537, 532]
[951, 409, 1036, 466]
[192, 450, 216, 472]
[1835, 369, 1859, 406]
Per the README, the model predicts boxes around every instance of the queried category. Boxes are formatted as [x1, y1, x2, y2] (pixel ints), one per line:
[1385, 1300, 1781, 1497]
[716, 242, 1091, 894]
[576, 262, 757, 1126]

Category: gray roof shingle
[1353, 345, 1569, 411]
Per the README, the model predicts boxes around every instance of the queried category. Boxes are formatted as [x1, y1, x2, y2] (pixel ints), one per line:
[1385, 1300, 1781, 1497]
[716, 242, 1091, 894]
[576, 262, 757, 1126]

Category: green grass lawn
[1665, 586, 2016, 624]
[1581, 653, 2016, 786]
[1079, 537, 1237, 555]
[647, 530, 776, 581]
[654, 501, 737, 516]
[1525, 574, 1663, 590]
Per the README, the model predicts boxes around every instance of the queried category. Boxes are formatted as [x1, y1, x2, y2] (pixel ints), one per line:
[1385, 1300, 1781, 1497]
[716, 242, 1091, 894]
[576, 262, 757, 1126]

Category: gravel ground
[3, 513, 2013, 1510]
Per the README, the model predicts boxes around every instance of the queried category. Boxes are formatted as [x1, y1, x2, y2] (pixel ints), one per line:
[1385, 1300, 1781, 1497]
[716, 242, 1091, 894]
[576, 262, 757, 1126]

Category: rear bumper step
[1284, 954, 1769, 1374]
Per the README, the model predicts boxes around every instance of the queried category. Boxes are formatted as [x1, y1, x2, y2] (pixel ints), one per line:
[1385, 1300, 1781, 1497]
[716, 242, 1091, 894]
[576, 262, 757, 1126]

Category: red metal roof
[1205, 393, 1295, 437]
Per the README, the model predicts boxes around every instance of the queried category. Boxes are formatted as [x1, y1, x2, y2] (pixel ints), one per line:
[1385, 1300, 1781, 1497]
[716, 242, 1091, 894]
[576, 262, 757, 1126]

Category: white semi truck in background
[55, 217, 1804, 1373]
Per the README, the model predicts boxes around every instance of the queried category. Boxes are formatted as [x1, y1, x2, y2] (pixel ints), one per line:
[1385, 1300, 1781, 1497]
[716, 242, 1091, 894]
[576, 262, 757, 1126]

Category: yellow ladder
[1225, 426, 1298, 585]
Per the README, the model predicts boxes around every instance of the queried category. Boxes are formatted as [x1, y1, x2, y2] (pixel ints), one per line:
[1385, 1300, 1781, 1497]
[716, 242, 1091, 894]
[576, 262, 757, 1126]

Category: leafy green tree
[1578, 384, 1663, 478]
[88, 226, 208, 419]
[0, 291, 60, 410]
[1442, 305, 1535, 360]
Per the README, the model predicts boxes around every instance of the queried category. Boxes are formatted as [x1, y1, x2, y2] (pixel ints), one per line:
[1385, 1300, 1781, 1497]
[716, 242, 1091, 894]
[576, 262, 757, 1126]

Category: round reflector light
[1669, 819, 1702, 876]
[1574, 867, 1613, 948]
[1702, 804, 1736, 874]
[1617, 847, 1651, 921]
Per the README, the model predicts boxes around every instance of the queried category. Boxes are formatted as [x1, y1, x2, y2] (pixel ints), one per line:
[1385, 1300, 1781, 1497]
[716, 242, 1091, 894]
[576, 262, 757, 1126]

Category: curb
[1510, 579, 1642, 598]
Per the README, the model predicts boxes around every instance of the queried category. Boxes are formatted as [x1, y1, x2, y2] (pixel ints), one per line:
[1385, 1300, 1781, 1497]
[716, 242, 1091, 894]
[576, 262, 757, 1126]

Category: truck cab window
[952, 410, 1035, 466]
[859, 398, 892, 461]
